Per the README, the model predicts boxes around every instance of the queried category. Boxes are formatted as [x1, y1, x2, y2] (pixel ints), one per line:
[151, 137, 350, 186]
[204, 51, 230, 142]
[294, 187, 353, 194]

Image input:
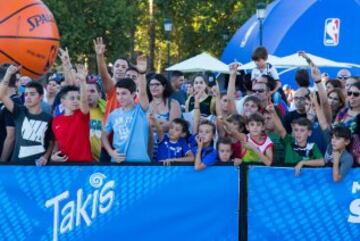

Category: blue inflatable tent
[221, 0, 360, 87]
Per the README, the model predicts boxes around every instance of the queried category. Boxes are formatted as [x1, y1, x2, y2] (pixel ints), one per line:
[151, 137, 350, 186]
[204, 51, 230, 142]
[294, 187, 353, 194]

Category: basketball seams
[0, 36, 60, 41]
[0, 3, 43, 24]
[0, 49, 42, 76]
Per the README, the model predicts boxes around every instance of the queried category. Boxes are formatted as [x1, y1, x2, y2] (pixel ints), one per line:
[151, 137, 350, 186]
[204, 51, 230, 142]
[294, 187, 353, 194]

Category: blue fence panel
[0, 166, 239, 241]
[248, 166, 360, 241]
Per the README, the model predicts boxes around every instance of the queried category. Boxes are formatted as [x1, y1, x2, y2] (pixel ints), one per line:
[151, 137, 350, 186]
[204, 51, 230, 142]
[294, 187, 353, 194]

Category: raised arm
[227, 63, 238, 113]
[310, 92, 329, 130]
[149, 113, 164, 142]
[309, 62, 332, 123]
[94, 37, 114, 92]
[58, 48, 76, 85]
[0, 65, 21, 113]
[266, 102, 287, 138]
[135, 54, 149, 111]
[76, 64, 89, 114]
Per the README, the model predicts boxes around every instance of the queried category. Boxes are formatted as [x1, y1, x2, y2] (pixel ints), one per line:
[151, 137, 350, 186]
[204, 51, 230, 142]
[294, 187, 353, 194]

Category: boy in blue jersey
[101, 55, 150, 163]
[150, 115, 194, 165]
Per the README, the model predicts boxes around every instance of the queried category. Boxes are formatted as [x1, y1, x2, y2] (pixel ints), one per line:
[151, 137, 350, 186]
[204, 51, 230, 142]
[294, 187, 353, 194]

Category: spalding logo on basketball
[0, 0, 60, 80]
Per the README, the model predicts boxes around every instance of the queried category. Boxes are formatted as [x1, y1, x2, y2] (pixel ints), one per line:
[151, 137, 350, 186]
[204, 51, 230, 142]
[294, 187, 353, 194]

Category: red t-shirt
[52, 110, 93, 162]
[231, 141, 243, 159]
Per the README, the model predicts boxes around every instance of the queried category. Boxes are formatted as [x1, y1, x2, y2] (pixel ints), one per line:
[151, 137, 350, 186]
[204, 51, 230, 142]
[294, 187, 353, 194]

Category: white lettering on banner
[348, 181, 360, 224]
[45, 173, 115, 241]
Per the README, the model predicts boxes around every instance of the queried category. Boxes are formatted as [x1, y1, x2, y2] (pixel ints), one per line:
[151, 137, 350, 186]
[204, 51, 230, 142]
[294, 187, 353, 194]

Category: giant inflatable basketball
[0, 0, 60, 80]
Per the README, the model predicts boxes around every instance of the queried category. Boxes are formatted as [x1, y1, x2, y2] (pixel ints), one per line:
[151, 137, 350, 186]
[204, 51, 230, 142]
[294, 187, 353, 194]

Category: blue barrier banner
[248, 166, 360, 241]
[0, 166, 239, 241]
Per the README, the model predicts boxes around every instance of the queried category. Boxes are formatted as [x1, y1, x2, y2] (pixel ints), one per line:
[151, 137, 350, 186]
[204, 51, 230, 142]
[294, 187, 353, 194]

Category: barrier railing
[0, 162, 359, 241]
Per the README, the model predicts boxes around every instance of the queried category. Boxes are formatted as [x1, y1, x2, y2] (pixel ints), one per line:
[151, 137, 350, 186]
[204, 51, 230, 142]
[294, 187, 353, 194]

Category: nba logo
[324, 18, 340, 46]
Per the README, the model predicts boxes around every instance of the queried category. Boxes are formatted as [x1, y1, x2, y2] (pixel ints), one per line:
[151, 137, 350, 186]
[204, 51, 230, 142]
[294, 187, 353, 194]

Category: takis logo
[348, 181, 360, 223]
[45, 173, 115, 241]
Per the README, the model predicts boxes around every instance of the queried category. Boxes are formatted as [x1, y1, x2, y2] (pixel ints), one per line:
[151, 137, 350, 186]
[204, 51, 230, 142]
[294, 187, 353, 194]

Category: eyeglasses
[337, 76, 350, 80]
[347, 91, 360, 97]
[149, 83, 162, 88]
[252, 89, 265, 93]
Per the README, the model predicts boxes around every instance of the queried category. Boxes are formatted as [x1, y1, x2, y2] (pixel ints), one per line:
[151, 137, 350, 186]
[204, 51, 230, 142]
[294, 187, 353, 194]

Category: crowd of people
[0, 40, 359, 182]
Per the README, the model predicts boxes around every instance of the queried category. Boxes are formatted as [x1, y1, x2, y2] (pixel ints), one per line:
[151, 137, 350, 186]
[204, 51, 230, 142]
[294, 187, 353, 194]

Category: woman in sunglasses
[335, 82, 360, 133]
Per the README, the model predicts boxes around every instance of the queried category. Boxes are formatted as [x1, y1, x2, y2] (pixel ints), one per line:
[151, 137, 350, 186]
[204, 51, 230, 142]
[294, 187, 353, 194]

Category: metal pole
[167, 39, 170, 80]
[259, 19, 263, 46]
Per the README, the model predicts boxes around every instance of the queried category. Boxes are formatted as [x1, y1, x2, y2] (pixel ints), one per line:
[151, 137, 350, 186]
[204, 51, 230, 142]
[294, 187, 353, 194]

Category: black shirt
[11, 104, 53, 162]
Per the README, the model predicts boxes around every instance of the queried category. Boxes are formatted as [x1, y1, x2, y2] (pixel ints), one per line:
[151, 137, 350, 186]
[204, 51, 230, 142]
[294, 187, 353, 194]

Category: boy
[239, 113, 273, 166]
[324, 126, 353, 181]
[251, 47, 281, 93]
[151, 116, 194, 165]
[216, 137, 234, 163]
[101, 55, 150, 163]
[268, 104, 323, 172]
[193, 93, 218, 170]
[0, 65, 53, 165]
[51, 64, 93, 162]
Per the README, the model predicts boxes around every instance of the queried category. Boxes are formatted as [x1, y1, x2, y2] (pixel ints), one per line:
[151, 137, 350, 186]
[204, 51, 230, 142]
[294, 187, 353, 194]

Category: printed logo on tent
[324, 18, 340, 46]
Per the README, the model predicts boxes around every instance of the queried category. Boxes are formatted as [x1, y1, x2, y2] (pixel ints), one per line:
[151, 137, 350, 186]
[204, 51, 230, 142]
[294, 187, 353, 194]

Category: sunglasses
[337, 76, 350, 80]
[253, 89, 265, 93]
[347, 91, 360, 97]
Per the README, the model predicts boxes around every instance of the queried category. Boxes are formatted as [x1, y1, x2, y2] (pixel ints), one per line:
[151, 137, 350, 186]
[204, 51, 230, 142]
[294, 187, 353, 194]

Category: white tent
[238, 55, 287, 70]
[277, 53, 351, 68]
[166, 52, 229, 73]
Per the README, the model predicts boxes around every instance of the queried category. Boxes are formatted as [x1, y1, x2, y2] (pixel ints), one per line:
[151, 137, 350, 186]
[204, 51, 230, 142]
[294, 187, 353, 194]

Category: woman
[327, 88, 345, 121]
[185, 75, 214, 117]
[335, 82, 360, 133]
[325, 79, 342, 93]
[147, 74, 181, 160]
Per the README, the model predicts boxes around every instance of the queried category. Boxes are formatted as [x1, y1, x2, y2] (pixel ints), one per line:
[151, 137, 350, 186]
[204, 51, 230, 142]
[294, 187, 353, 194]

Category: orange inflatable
[0, 0, 60, 80]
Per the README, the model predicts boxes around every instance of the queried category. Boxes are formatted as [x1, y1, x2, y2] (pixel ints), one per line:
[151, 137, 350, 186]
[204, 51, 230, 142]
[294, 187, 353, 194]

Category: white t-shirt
[251, 63, 279, 81]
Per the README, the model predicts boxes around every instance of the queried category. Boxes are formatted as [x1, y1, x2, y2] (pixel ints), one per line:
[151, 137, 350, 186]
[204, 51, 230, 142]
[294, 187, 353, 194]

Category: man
[336, 69, 351, 88]
[283, 87, 310, 133]
[87, 78, 106, 161]
[170, 71, 187, 109]
[0, 64, 22, 161]
[51, 65, 93, 162]
[0, 65, 53, 164]
[44, 73, 62, 107]
[94, 37, 129, 125]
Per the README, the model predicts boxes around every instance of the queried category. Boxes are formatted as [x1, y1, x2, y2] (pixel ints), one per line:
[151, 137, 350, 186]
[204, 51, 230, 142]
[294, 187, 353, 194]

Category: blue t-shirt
[156, 134, 191, 162]
[189, 135, 217, 166]
[104, 104, 150, 162]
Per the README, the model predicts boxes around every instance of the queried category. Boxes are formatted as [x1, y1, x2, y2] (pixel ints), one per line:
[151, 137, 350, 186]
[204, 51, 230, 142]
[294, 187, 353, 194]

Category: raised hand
[93, 37, 106, 55]
[229, 63, 239, 76]
[75, 64, 88, 82]
[135, 52, 147, 74]
[58, 47, 71, 66]
[5, 65, 21, 77]
[298, 51, 308, 59]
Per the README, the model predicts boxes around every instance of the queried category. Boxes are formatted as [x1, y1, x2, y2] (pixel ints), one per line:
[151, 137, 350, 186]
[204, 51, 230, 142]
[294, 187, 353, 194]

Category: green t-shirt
[282, 134, 323, 164]
[267, 132, 285, 165]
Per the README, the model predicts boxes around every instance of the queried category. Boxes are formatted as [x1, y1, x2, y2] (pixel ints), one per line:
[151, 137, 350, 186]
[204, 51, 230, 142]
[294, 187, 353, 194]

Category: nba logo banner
[324, 18, 340, 46]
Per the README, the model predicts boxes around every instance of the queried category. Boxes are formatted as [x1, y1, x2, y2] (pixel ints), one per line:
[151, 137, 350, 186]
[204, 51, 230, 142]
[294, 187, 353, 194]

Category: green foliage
[42, 0, 259, 72]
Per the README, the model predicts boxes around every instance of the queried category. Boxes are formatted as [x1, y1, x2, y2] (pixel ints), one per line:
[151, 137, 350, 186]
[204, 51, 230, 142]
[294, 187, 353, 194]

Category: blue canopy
[221, 0, 360, 87]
